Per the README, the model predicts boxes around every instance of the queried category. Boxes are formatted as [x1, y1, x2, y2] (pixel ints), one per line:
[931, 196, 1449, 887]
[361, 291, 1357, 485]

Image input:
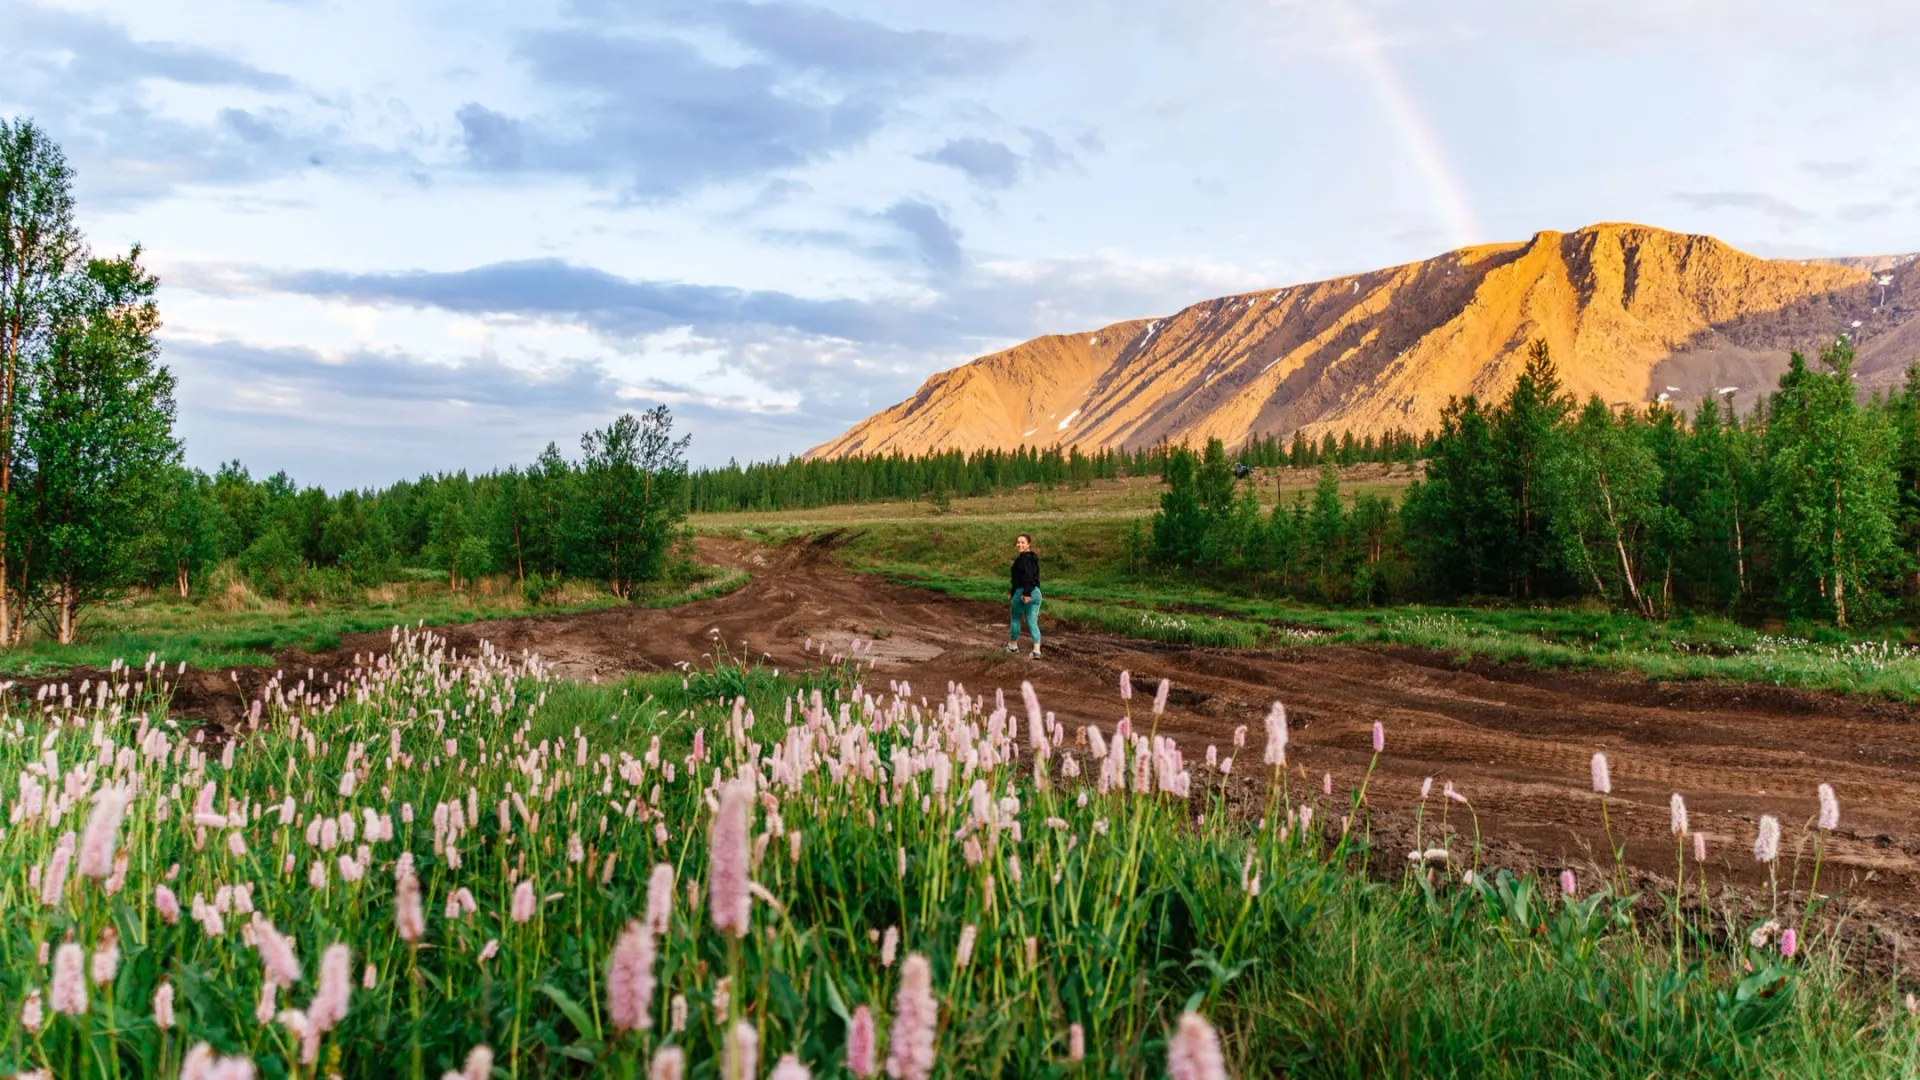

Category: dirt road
[161, 535, 1920, 952]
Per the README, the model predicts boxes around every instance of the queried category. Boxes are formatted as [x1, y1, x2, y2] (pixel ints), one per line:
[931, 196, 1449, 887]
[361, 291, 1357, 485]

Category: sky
[4, 0, 1918, 490]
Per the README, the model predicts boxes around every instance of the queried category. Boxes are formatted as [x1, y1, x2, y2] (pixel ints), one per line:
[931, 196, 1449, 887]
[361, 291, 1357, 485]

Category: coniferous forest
[1147, 338, 1920, 628]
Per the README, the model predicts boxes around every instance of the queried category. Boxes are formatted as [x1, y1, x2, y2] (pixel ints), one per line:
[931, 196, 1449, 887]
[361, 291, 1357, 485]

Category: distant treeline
[1151, 338, 1920, 626]
[149, 408, 692, 605]
[150, 416, 1422, 607]
[687, 427, 1429, 514]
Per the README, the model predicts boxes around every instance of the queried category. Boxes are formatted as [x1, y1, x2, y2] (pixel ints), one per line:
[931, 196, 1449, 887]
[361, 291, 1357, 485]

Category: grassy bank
[0, 565, 750, 676]
[3, 640, 1913, 1077]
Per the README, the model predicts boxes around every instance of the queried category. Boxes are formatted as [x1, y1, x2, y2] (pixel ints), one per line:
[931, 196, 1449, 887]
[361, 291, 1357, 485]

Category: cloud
[920, 137, 1023, 188]
[1802, 159, 1868, 180]
[918, 129, 1075, 188]
[166, 334, 877, 485]
[175, 257, 967, 348]
[1671, 190, 1816, 225]
[878, 199, 964, 275]
[459, 4, 1016, 198]
[0, 1, 392, 206]
[454, 104, 525, 170]
[177, 339, 622, 412]
[1837, 202, 1896, 222]
[661, 0, 1012, 83]
[163, 240, 1271, 481]
[1, 2, 294, 94]
[176, 237, 1269, 361]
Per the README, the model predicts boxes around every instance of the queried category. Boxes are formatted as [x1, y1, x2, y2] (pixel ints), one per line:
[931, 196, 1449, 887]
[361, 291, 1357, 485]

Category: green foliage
[2, 639, 1912, 1077]
[688, 430, 1425, 517]
[10, 247, 179, 641]
[570, 406, 689, 598]
[1761, 340, 1901, 626]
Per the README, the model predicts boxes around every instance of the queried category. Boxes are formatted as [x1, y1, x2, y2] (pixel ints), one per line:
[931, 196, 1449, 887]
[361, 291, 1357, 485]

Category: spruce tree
[1761, 339, 1900, 625]
[1494, 339, 1572, 597]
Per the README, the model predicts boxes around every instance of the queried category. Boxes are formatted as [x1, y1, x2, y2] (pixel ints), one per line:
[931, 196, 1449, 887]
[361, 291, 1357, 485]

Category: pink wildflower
[1560, 869, 1577, 897]
[1022, 681, 1046, 752]
[1371, 721, 1384, 754]
[1166, 1011, 1226, 1080]
[1068, 1023, 1085, 1062]
[1693, 832, 1707, 863]
[650, 1047, 686, 1080]
[647, 863, 675, 934]
[1780, 927, 1798, 959]
[40, 833, 73, 906]
[847, 1004, 877, 1077]
[461, 1045, 493, 1080]
[1754, 814, 1781, 863]
[1817, 783, 1839, 832]
[20, 988, 42, 1034]
[395, 872, 425, 942]
[881, 925, 899, 967]
[153, 981, 175, 1029]
[511, 880, 537, 924]
[1262, 702, 1287, 767]
[1670, 793, 1689, 836]
[478, 939, 500, 963]
[956, 924, 977, 969]
[252, 915, 302, 988]
[78, 786, 128, 880]
[770, 1055, 812, 1080]
[50, 943, 86, 1015]
[1590, 752, 1611, 795]
[308, 944, 352, 1032]
[607, 920, 656, 1033]
[885, 953, 938, 1080]
[723, 1020, 759, 1080]
[1152, 678, 1170, 716]
[709, 779, 753, 938]
[91, 928, 119, 986]
[1119, 670, 1132, 700]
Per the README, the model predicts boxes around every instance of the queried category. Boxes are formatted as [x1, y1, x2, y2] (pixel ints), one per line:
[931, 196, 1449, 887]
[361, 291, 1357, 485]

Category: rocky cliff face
[809, 224, 1920, 458]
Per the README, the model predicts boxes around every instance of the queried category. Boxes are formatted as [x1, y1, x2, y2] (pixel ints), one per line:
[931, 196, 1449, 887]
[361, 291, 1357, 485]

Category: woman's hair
[1016, 532, 1032, 545]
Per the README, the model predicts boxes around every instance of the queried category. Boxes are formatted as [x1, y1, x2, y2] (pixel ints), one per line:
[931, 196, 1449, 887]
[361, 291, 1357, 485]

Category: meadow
[3, 632, 1916, 1078]
[0, 566, 750, 677]
[693, 471, 1920, 703]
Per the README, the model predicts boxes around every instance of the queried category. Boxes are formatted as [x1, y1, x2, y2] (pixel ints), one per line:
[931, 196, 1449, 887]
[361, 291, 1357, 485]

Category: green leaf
[822, 967, 852, 1024]
[539, 982, 598, 1042]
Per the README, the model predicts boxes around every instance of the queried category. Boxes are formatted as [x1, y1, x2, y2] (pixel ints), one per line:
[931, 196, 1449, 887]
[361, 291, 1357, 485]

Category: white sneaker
[1003, 642, 1019, 653]
[1029, 645, 1042, 659]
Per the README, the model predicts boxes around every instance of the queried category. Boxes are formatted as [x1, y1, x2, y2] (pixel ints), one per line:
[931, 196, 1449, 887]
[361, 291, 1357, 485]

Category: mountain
[808, 223, 1920, 459]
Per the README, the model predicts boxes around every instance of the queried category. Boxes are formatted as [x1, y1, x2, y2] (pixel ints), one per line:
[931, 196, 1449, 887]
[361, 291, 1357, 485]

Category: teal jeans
[1009, 587, 1042, 645]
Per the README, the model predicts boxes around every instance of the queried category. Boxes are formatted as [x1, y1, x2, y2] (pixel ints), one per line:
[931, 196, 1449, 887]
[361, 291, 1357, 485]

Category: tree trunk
[1731, 500, 1748, 599]
[1832, 477, 1848, 628]
[0, 305, 18, 649]
[1595, 469, 1648, 616]
[177, 563, 191, 598]
[512, 515, 525, 584]
[56, 583, 74, 645]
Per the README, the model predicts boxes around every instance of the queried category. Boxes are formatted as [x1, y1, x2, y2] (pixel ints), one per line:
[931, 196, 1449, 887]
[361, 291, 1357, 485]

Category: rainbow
[1330, 1, 1482, 249]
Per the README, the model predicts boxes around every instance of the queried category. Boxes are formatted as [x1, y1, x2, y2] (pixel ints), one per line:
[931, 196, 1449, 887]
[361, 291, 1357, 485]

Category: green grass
[0, 565, 750, 676]
[4, 638, 1914, 1078]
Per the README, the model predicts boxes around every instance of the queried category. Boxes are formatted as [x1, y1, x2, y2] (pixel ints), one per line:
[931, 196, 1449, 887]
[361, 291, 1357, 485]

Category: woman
[1006, 532, 1042, 658]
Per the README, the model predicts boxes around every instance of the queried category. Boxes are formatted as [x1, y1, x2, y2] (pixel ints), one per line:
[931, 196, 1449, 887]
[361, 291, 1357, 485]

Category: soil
[32, 534, 1920, 971]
